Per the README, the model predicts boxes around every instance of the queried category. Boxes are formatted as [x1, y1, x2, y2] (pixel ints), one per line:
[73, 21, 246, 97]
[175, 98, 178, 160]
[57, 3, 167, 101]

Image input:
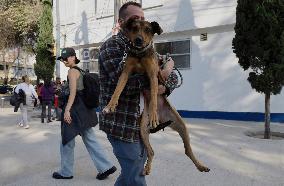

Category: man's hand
[159, 57, 174, 80]
[158, 85, 166, 95]
[156, 56, 175, 95]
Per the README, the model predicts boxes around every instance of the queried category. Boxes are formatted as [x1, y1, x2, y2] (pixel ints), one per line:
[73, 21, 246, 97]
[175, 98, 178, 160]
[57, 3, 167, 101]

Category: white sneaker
[18, 122, 24, 127]
[24, 125, 30, 129]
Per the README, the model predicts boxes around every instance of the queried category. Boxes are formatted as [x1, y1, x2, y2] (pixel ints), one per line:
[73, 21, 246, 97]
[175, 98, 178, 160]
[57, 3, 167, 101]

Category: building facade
[53, 0, 284, 122]
[0, 49, 36, 83]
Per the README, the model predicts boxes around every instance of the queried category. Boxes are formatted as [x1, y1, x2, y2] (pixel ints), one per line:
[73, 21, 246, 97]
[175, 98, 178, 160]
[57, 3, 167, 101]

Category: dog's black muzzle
[134, 36, 143, 48]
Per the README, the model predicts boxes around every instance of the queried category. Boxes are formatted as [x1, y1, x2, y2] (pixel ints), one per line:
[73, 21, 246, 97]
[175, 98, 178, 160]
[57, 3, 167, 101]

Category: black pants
[41, 100, 52, 120]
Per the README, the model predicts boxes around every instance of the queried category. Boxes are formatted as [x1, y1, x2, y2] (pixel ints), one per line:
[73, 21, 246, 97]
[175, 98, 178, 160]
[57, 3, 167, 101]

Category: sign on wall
[81, 48, 90, 60]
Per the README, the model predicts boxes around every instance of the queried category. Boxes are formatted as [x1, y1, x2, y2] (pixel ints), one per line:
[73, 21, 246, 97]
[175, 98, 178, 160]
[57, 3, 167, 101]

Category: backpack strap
[67, 66, 84, 83]
[71, 66, 85, 74]
[71, 66, 86, 90]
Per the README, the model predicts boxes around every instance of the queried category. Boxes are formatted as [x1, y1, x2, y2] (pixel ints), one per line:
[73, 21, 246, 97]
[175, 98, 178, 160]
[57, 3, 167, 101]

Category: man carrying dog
[99, 2, 178, 186]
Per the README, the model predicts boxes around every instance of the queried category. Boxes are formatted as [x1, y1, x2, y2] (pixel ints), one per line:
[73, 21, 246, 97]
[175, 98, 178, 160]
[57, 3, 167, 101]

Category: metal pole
[114, 0, 119, 27]
[1, 97, 4, 108]
[16, 47, 20, 84]
[55, 0, 61, 78]
[114, 0, 116, 24]
[63, 33, 66, 48]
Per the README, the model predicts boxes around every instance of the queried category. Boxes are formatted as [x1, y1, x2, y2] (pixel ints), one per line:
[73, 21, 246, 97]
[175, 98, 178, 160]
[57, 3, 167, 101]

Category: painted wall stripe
[178, 110, 284, 123]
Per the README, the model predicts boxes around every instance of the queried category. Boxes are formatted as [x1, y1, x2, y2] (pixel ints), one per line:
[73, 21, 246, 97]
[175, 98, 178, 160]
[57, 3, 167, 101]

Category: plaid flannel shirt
[99, 31, 178, 143]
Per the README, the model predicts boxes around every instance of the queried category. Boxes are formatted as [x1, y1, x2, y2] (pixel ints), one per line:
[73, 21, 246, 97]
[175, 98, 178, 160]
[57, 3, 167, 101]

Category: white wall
[168, 30, 284, 113]
[145, 0, 236, 33]
[53, 0, 114, 48]
[53, 0, 284, 114]
[54, 0, 237, 47]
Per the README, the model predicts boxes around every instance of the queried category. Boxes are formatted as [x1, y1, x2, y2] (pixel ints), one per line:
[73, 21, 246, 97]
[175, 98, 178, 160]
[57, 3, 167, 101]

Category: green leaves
[34, 0, 54, 81]
[233, 0, 284, 95]
[0, 1, 41, 50]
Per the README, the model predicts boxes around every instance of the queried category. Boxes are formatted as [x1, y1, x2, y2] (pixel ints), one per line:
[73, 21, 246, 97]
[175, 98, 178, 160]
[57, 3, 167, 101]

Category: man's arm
[163, 71, 179, 96]
[158, 57, 178, 96]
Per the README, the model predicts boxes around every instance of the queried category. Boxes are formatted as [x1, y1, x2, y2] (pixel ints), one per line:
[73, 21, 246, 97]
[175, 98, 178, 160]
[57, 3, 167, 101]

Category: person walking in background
[15, 75, 38, 129]
[40, 80, 54, 123]
[53, 77, 62, 121]
[52, 47, 116, 180]
[55, 77, 62, 87]
[52, 89, 61, 121]
[36, 82, 43, 106]
[62, 80, 67, 86]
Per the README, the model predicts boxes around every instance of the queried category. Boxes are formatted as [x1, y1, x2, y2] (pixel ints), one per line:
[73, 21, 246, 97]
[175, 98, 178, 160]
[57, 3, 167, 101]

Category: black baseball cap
[57, 47, 80, 64]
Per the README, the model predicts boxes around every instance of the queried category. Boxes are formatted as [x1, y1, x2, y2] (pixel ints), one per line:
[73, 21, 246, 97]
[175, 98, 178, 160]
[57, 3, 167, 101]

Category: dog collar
[129, 41, 153, 58]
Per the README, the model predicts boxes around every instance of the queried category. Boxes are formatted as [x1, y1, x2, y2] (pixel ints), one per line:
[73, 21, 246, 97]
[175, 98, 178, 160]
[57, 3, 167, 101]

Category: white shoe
[18, 122, 24, 127]
[24, 125, 30, 129]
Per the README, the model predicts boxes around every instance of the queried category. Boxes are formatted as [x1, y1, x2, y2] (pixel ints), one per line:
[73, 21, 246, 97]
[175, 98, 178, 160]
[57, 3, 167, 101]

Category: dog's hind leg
[140, 103, 154, 175]
[163, 97, 210, 172]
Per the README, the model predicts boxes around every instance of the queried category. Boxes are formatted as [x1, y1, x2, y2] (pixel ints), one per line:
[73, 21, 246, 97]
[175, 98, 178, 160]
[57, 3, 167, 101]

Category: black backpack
[72, 66, 100, 109]
[10, 92, 17, 106]
[10, 87, 18, 106]
[57, 83, 69, 109]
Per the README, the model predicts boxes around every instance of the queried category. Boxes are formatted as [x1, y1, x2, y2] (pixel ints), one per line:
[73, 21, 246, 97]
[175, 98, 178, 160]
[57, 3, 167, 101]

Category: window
[89, 48, 99, 73]
[154, 40, 190, 69]
[89, 48, 99, 61]
[0, 65, 8, 71]
[78, 48, 99, 73]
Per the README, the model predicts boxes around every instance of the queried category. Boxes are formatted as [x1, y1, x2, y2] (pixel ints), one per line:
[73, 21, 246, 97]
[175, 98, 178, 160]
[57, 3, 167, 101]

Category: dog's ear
[123, 17, 136, 32]
[151, 21, 163, 35]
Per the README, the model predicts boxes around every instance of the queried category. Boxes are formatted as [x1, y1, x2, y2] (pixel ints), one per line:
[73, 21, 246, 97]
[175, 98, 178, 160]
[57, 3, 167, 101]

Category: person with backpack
[52, 47, 116, 180]
[40, 80, 54, 123]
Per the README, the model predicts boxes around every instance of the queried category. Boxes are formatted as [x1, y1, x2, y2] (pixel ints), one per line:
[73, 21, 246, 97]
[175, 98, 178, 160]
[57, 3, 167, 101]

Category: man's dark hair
[119, 1, 141, 20]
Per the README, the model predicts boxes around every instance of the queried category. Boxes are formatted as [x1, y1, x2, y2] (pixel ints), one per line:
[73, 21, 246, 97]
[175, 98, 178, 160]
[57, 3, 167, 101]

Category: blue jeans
[108, 135, 147, 186]
[58, 128, 113, 177]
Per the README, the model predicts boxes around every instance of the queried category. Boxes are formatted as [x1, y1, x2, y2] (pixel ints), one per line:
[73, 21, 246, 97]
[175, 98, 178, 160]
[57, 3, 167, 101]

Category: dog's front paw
[149, 111, 159, 129]
[103, 103, 118, 113]
[102, 107, 110, 114]
[109, 105, 117, 112]
[197, 164, 210, 172]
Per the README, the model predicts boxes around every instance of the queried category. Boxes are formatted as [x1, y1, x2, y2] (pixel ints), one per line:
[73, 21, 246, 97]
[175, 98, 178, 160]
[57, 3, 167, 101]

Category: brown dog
[103, 18, 161, 128]
[103, 18, 210, 175]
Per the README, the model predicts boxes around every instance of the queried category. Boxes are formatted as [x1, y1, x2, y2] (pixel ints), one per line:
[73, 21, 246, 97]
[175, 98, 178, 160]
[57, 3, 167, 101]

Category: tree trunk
[16, 46, 20, 84]
[4, 61, 9, 84]
[24, 54, 28, 75]
[264, 93, 271, 139]
[2, 52, 7, 78]
[4, 60, 7, 77]
[3, 53, 8, 85]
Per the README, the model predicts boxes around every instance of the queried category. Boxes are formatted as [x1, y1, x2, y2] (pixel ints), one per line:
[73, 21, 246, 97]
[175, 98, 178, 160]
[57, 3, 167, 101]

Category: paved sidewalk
[0, 107, 283, 186]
